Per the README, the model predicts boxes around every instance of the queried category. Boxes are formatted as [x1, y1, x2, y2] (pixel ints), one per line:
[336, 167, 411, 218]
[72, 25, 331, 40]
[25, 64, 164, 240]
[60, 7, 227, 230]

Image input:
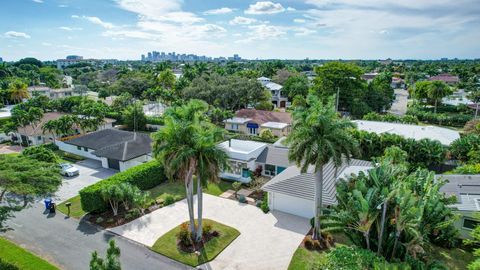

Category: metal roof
[262, 159, 372, 205]
[261, 122, 289, 129]
[438, 174, 480, 211]
[256, 145, 291, 167]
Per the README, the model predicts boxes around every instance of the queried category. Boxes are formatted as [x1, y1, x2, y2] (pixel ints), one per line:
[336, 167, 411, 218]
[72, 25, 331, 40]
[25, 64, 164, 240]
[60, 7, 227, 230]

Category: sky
[1, 0, 480, 61]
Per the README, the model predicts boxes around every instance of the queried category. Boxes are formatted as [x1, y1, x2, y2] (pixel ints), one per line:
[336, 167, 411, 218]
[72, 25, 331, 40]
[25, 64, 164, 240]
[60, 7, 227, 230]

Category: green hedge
[407, 107, 472, 127]
[79, 160, 166, 213]
[146, 116, 165, 125]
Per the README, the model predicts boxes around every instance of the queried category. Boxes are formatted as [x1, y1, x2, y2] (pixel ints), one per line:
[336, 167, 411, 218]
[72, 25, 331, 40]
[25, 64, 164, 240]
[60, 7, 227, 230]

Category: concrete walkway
[2, 202, 191, 270]
[389, 88, 409, 116]
[110, 194, 310, 270]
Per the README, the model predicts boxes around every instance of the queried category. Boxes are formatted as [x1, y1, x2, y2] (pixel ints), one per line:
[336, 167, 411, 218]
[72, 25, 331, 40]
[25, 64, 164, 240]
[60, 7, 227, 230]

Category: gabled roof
[256, 145, 291, 167]
[234, 109, 292, 125]
[65, 129, 152, 161]
[262, 159, 372, 205]
[438, 174, 480, 211]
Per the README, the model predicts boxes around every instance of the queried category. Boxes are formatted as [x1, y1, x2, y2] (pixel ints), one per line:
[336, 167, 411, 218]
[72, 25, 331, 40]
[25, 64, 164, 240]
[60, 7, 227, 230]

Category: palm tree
[42, 120, 58, 143]
[427, 81, 451, 114]
[194, 127, 229, 242]
[152, 100, 208, 241]
[9, 80, 30, 103]
[286, 94, 358, 240]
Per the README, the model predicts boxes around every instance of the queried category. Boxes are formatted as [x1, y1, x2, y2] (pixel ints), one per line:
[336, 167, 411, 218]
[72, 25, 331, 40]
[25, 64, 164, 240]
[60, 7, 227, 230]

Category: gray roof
[262, 159, 372, 205]
[65, 129, 152, 161]
[256, 145, 291, 168]
[438, 174, 480, 211]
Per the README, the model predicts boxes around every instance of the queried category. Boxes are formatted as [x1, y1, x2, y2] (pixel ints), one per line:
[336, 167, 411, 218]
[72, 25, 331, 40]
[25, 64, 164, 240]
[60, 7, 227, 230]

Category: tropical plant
[232, 182, 241, 199]
[122, 101, 147, 131]
[8, 80, 29, 103]
[89, 240, 121, 270]
[286, 94, 358, 240]
[152, 99, 228, 244]
[450, 134, 480, 163]
[21, 145, 59, 163]
[427, 81, 452, 114]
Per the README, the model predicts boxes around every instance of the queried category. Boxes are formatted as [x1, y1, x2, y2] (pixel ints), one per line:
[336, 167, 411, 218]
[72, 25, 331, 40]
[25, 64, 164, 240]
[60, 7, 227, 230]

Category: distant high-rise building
[141, 51, 240, 62]
[0, 57, 3, 63]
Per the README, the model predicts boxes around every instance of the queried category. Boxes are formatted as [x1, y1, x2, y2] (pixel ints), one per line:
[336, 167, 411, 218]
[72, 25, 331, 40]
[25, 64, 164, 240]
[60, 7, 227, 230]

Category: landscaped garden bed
[151, 219, 240, 267]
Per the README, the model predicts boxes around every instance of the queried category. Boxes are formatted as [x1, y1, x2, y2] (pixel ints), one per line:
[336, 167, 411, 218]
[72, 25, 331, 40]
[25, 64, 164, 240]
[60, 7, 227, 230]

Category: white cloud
[41, 42, 52, 46]
[58, 4, 68, 8]
[82, 16, 115, 29]
[32, 0, 43, 3]
[4, 31, 31, 39]
[286, 7, 296, 11]
[204, 7, 235, 15]
[293, 18, 306, 23]
[115, 0, 202, 24]
[71, 15, 80, 19]
[229, 16, 258, 25]
[59, 26, 83, 31]
[245, 1, 285, 15]
[238, 24, 286, 42]
[293, 27, 316, 36]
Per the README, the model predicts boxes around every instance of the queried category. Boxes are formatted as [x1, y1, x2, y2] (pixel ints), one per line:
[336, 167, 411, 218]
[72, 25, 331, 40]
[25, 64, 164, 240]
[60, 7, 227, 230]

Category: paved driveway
[54, 159, 116, 202]
[389, 89, 409, 116]
[110, 194, 310, 270]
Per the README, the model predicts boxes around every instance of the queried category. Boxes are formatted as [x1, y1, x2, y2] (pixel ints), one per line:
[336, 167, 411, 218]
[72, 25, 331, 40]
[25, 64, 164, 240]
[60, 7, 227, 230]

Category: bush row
[146, 116, 165, 125]
[407, 107, 472, 127]
[79, 160, 166, 213]
[0, 259, 19, 270]
[350, 129, 446, 169]
[448, 164, 480, 174]
[362, 112, 419, 124]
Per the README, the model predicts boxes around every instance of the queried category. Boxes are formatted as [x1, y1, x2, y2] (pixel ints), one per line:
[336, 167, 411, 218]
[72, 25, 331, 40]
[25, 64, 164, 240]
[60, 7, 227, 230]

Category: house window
[37, 136, 42, 141]
[463, 218, 480, 230]
[264, 164, 276, 176]
[248, 127, 258, 135]
[231, 124, 239, 130]
[77, 146, 81, 151]
[83, 147, 88, 152]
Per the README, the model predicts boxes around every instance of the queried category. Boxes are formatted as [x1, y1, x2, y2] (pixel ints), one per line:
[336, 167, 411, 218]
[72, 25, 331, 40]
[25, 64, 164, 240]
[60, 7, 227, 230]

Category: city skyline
[1, 0, 480, 61]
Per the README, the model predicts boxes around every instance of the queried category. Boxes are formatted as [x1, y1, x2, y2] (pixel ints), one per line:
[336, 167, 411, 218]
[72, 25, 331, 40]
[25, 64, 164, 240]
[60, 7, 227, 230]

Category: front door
[107, 159, 120, 170]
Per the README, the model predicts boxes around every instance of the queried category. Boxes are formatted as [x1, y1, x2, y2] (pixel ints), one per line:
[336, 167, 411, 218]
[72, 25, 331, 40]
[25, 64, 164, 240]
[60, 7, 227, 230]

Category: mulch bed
[300, 228, 336, 251]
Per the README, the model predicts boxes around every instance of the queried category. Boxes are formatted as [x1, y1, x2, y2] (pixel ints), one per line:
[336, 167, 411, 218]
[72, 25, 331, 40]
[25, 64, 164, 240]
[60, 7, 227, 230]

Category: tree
[8, 80, 29, 103]
[283, 75, 309, 99]
[259, 129, 275, 141]
[286, 95, 358, 240]
[152, 100, 228, 245]
[0, 154, 62, 207]
[21, 145, 59, 163]
[101, 185, 124, 216]
[468, 87, 480, 119]
[90, 240, 121, 270]
[157, 69, 176, 89]
[111, 92, 133, 111]
[365, 72, 394, 112]
[122, 102, 147, 131]
[427, 81, 452, 114]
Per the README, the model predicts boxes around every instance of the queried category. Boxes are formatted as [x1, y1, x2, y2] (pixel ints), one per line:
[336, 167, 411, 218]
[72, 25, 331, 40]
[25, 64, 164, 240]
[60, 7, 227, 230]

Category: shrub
[259, 129, 275, 141]
[464, 119, 480, 135]
[448, 163, 480, 174]
[232, 182, 242, 198]
[0, 258, 19, 270]
[21, 145, 59, 163]
[107, 218, 114, 223]
[202, 222, 212, 235]
[450, 134, 480, 163]
[129, 208, 141, 218]
[43, 143, 59, 151]
[316, 246, 388, 270]
[303, 238, 314, 250]
[96, 217, 104, 224]
[177, 222, 192, 246]
[164, 195, 175, 206]
[363, 112, 419, 124]
[238, 194, 247, 203]
[146, 116, 165, 125]
[260, 193, 269, 213]
[407, 107, 472, 127]
[80, 160, 166, 213]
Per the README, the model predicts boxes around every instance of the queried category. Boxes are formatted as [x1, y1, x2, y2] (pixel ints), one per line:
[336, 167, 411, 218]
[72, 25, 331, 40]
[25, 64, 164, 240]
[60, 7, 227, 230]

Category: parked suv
[59, 163, 80, 177]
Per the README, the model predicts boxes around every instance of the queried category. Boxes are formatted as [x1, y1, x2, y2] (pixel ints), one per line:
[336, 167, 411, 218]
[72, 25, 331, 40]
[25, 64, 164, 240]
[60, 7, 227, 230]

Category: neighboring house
[14, 112, 115, 146]
[257, 77, 288, 108]
[353, 120, 460, 146]
[57, 129, 152, 171]
[391, 77, 406, 89]
[218, 139, 292, 183]
[429, 73, 460, 85]
[362, 72, 378, 83]
[28, 85, 76, 100]
[438, 174, 480, 239]
[224, 109, 292, 137]
[262, 159, 373, 218]
[442, 89, 474, 106]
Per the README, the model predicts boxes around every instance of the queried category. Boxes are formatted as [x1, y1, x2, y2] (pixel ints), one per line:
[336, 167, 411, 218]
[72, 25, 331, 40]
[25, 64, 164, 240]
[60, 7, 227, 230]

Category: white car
[59, 163, 80, 177]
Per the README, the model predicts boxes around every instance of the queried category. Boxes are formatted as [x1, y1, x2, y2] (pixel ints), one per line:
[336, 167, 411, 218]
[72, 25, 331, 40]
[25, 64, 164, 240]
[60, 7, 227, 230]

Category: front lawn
[430, 244, 475, 270]
[0, 237, 59, 270]
[151, 219, 240, 267]
[57, 195, 86, 219]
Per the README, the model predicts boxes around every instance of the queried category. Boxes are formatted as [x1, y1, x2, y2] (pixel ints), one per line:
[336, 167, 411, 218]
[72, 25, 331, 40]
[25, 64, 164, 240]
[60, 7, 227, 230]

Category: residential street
[2, 202, 191, 270]
[389, 89, 409, 116]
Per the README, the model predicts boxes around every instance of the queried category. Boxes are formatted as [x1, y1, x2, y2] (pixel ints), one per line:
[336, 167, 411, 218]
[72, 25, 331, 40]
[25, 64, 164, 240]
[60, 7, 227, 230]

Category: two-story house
[224, 109, 292, 137]
[257, 77, 288, 108]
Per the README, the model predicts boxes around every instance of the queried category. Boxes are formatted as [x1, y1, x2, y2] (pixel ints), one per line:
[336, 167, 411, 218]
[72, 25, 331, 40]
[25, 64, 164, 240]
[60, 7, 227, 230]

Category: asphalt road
[2, 203, 191, 270]
[389, 88, 409, 116]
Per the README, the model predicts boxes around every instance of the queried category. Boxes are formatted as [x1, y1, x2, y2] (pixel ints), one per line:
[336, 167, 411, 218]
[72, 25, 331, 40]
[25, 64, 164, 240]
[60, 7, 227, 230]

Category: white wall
[455, 211, 479, 239]
[119, 155, 151, 171]
[269, 192, 314, 219]
[56, 141, 101, 160]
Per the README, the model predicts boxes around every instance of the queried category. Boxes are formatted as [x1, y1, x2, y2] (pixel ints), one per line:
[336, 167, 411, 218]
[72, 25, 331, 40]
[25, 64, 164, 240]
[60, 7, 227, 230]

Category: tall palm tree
[194, 127, 229, 242]
[153, 100, 215, 243]
[42, 120, 58, 143]
[286, 94, 358, 240]
[9, 80, 30, 103]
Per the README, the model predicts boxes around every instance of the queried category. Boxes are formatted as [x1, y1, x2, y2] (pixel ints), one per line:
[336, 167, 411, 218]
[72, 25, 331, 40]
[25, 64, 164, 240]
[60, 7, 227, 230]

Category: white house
[438, 174, 480, 239]
[257, 77, 289, 108]
[262, 159, 373, 218]
[353, 120, 460, 146]
[57, 129, 152, 171]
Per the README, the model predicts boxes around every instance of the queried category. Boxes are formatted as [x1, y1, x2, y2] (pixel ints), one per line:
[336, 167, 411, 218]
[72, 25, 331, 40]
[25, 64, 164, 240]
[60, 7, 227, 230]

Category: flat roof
[218, 139, 266, 154]
[353, 120, 460, 145]
[224, 117, 251, 124]
[261, 122, 289, 129]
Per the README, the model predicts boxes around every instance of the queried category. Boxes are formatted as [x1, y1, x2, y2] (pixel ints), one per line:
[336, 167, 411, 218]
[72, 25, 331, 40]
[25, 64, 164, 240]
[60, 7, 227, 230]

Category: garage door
[107, 159, 120, 170]
[271, 192, 314, 219]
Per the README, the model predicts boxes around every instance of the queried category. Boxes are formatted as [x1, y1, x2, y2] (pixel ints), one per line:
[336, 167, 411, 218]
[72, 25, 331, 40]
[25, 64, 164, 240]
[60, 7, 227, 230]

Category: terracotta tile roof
[235, 109, 292, 125]
[429, 73, 459, 83]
